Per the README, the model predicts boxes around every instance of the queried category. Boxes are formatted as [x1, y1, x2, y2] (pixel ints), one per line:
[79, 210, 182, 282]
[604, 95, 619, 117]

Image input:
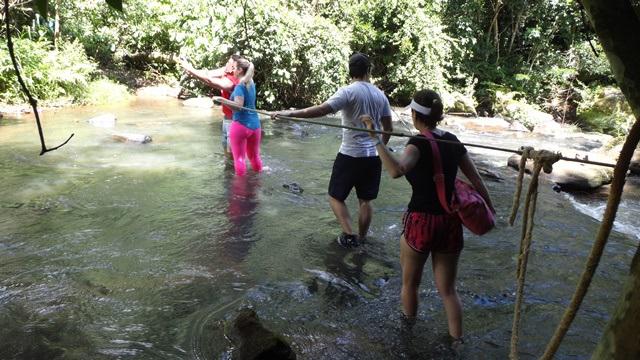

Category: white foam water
[564, 193, 640, 241]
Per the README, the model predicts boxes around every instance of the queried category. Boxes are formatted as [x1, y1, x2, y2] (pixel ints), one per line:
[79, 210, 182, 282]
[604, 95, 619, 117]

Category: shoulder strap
[421, 130, 453, 213]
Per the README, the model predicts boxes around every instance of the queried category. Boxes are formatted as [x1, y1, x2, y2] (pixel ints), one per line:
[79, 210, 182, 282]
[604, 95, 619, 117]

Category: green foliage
[163, 0, 349, 108]
[0, 37, 97, 104]
[577, 86, 634, 137]
[493, 90, 537, 129]
[221, 1, 350, 108]
[83, 79, 132, 105]
[349, 0, 457, 104]
[1, 0, 628, 141]
[441, 0, 600, 117]
[572, 41, 614, 84]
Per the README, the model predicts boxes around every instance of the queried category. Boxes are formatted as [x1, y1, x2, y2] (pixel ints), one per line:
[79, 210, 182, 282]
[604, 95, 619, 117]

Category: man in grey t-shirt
[272, 53, 393, 247]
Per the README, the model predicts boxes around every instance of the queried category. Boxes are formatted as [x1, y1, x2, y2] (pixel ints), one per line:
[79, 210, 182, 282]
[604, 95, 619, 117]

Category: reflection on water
[0, 99, 638, 359]
[220, 174, 262, 265]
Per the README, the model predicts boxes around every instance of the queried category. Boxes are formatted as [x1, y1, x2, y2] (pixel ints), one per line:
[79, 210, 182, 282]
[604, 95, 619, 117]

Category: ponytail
[412, 89, 444, 128]
[236, 58, 254, 86]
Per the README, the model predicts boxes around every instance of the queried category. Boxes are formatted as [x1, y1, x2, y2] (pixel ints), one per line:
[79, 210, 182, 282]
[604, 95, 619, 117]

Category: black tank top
[405, 132, 467, 214]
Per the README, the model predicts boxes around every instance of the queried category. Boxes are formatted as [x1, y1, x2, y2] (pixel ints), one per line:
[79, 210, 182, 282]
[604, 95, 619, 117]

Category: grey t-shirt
[325, 81, 392, 157]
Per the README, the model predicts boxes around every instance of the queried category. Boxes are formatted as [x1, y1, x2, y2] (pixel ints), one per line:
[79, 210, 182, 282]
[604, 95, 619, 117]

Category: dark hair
[230, 54, 242, 62]
[413, 90, 444, 127]
[348, 52, 371, 78]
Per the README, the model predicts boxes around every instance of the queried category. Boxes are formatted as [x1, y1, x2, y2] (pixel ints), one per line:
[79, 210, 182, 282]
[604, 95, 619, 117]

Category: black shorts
[328, 153, 382, 201]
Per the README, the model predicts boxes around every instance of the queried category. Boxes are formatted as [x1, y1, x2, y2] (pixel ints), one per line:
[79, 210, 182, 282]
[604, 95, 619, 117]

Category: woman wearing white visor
[362, 90, 495, 346]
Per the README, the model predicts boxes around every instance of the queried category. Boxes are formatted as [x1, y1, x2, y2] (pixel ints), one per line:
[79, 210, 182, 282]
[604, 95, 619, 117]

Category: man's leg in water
[357, 199, 373, 240]
[353, 156, 381, 240]
[329, 196, 354, 235]
[328, 153, 359, 237]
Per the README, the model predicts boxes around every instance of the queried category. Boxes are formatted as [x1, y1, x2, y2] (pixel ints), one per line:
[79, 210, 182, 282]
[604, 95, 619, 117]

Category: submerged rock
[283, 183, 303, 194]
[229, 308, 296, 360]
[88, 114, 117, 128]
[477, 167, 503, 182]
[112, 133, 152, 144]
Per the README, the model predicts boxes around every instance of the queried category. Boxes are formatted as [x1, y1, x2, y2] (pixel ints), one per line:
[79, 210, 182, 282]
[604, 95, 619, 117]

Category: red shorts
[402, 211, 463, 254]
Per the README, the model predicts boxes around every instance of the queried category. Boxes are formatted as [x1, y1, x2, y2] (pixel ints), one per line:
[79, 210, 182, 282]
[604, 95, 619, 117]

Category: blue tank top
[230, 82, 260, 130]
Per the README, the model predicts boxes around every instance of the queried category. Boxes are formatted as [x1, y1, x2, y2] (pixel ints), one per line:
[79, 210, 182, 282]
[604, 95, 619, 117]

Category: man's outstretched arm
[273, 103, 334, 119]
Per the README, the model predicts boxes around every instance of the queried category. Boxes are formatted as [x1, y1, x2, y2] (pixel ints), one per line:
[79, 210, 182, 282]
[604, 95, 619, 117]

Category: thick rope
[509, 146, 534, 226]
[509, 150, 561, 360]
[540, 118, 640, 359]
[211, 99, 617, 168]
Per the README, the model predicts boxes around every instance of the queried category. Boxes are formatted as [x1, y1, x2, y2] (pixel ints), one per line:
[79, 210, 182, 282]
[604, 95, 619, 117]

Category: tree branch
[3, 0, 74, 155]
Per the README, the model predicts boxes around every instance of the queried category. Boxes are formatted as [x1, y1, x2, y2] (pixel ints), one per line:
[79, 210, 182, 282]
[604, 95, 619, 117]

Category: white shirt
[325, 81, 392, 157]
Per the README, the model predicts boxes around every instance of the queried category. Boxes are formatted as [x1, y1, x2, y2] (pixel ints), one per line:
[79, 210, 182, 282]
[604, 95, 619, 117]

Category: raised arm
[459, 153, 496, 213]
[205, 66, 227, 78]
[179, 60, 234, 92]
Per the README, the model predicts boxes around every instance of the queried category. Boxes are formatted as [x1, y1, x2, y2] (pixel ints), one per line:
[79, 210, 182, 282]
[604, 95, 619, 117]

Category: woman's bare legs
[432, 251, 462, 339]
[400, 235, 429, 317]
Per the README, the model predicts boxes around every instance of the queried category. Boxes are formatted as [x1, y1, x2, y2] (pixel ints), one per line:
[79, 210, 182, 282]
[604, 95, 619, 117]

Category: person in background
[178, 54, 241, 158]
[215, 58, 262, 176]
[362, 89, 495, 345]
[271, 53, 393, 248]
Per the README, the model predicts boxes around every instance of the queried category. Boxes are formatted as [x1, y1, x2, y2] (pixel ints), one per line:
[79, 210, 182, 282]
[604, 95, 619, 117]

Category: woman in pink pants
[216, 57, 262, 176]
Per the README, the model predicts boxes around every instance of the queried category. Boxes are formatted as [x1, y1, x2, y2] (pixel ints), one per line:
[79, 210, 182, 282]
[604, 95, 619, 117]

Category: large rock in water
[631, 149, 640, 175]
[507, 154, 613, 191]
[603, 145, 640, 176]
[112, 133, 152, 144]
[229, 309, 296, 360]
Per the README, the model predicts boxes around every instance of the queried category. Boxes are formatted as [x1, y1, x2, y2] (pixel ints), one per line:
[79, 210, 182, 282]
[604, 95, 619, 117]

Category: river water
[0, 97, 638, 359]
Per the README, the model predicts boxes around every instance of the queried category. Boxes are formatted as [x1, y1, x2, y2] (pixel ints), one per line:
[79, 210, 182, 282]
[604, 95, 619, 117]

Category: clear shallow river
[1, 97, 638, 359]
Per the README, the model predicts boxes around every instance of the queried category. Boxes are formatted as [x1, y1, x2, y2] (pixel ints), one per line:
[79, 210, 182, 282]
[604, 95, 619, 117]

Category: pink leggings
[229, 121, 263, 176]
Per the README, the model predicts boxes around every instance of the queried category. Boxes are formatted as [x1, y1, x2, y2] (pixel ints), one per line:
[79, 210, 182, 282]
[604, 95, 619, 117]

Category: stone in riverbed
[229, 308, 296, 360]
[283, 182, 303, 194]
[507, 154, 613, 191]
[111, 133, 152, 144]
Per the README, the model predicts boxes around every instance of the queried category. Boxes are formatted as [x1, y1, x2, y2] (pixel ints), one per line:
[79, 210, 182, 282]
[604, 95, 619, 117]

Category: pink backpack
[422, 130, 495, 235]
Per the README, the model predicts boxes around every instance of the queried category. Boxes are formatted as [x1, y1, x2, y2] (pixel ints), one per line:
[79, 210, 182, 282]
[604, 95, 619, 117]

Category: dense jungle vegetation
[0, 0, 634, 137]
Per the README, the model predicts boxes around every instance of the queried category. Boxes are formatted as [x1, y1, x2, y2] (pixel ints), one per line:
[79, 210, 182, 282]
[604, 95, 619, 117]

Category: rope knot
[531, 150, 562, 174]
[519, 146, 534, 160]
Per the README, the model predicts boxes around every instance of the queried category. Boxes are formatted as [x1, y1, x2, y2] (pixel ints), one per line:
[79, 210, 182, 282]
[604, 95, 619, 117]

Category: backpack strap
[421, 129, 454, 214]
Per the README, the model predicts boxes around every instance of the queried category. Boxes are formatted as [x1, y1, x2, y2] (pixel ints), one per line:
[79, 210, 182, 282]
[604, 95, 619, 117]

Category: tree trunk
[581, 0, 640, 358]
[591, 247, 640, 359]
[53, 0, 60, 48]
